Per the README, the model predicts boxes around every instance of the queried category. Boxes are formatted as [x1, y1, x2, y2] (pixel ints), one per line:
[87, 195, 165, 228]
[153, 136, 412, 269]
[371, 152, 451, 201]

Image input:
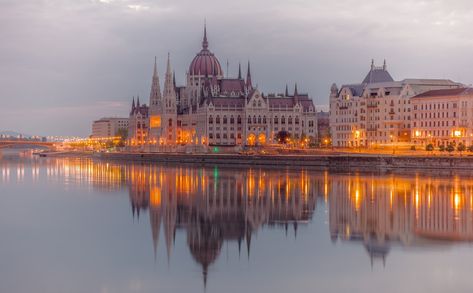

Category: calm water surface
[1, 150, 473, 292]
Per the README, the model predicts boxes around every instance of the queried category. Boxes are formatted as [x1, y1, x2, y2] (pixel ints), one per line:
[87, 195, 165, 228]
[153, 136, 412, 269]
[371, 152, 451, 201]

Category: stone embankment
[98, 152, 473, 171]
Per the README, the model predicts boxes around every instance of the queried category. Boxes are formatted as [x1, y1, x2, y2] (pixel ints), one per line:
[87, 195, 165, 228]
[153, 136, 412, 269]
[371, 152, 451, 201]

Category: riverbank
[40, 151, 473, 171]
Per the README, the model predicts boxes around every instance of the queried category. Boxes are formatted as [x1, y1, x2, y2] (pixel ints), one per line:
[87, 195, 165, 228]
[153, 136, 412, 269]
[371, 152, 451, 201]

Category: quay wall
[98, 153, 473, 171]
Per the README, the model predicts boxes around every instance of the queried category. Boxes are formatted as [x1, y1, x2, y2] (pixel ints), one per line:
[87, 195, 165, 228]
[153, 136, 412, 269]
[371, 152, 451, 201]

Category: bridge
[0, 140, 57, 150]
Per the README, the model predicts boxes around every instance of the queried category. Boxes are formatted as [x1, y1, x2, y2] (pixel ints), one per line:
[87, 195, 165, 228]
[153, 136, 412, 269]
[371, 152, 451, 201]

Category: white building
[91, 117, 129, 138]
[329, 60, 460, 147]
[411, 88, 473, 146]
[128, 24, 318, 150]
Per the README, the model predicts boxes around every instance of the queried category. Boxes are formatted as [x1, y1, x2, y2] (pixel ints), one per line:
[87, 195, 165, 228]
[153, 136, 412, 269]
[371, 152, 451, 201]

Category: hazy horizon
[2, 0, 473, 136]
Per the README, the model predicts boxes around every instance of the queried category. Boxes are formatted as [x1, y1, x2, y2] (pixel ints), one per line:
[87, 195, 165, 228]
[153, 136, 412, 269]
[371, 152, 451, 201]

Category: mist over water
[1, 150, 473, 293]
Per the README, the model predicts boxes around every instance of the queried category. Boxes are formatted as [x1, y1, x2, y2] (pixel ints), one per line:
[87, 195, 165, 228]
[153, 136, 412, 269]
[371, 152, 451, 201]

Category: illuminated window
[150, 116, 161, 128]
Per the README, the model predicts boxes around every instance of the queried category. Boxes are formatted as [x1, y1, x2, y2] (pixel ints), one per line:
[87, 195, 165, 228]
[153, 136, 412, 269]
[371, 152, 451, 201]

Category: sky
[2, 0, 473, 136]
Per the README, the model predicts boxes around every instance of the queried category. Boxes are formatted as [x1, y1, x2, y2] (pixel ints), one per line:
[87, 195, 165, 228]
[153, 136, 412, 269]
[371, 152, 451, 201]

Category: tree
[275, 131, 291, 144]
[115, 128, 128, 147]
[425, 144, 434, 152]
[446, 143, 455, 153]
[457, 142, 466, 152]
[438, 145, 445, 152]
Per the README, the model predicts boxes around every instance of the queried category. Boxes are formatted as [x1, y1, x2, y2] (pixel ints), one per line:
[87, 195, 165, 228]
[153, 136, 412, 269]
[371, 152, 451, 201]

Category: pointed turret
[202, 21, 208, 50]
[285, 84, 289, 97]
[149, 57, 162, 108]
[173, 71, 176, 88]
[294, 83, 298, 96]
[246, 61, 253, 89]
[130, 96, 136, 115]
[383, 59, 387, 70]
[238, 63, 242, 79]
[136, 95, 140, 107]
[163, 53, 176, 102]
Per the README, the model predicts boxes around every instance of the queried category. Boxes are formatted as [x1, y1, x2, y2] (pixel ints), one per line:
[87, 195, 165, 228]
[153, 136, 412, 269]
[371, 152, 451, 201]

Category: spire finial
[246, 61, 252, 89]
[202, 20, 208, 50]
[153, 56, 157, 77]
[383, 59, 387, 70]
[285, 84, 289, 96]
[294, 83, 298, 96]
[371, 59, 374, 70]
[238, 62, 242, 79]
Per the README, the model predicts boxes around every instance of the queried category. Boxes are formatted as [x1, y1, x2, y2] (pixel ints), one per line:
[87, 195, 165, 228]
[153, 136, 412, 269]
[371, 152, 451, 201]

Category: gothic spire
[131, 96, 135, 115]
[173, 71, 176, 88]
[149, 57, 162, 106]
[294, 83, 298, 96]
[163, 53, 176, 101]
[238, 63, 242, 79]
[246, 61, 252, 89]
[137, 95, 140, 107]
[202, 21, 208, 50]
[285, 84, 289, 97]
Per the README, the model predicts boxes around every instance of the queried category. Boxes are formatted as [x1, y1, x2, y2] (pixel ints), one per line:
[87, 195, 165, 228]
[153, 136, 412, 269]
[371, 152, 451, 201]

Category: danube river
[1, 149, 473, 292]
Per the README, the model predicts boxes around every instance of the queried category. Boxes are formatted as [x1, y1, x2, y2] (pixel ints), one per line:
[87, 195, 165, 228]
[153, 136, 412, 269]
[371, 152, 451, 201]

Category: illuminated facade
[91, 117, 128, 138]
[128, 24, 317, 150]
[411, 88, 473, 146]
[329, 60, 461, 147]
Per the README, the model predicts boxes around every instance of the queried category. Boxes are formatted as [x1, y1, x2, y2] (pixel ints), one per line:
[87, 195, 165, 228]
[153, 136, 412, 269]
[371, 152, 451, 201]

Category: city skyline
[2, 0, 473, 136]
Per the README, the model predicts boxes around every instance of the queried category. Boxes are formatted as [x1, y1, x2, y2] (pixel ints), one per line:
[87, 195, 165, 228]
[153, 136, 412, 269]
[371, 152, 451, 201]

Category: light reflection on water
[2, 150, 473, 292]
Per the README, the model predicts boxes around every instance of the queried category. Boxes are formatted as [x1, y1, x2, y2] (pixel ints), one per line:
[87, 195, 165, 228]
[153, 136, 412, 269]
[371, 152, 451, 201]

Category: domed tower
[185, 23, 224, 108]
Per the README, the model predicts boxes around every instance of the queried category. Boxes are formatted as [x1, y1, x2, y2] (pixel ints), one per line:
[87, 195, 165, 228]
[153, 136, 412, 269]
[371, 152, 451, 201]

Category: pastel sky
[2, 0, 473, 136]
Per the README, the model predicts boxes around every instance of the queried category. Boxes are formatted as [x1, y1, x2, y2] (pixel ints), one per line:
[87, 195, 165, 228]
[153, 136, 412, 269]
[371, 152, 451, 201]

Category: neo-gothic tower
[162, 53, 178, 144]
[149, 57, 163, 142]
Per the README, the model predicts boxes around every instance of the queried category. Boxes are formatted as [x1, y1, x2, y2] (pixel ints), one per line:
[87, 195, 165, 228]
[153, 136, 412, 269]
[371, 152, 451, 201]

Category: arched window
[237, 116, 242, 124]
[258, 101, 262, 107]
[223, 116, 227, 124]
[263, 116, 267, 124]
[248, 116, 251, 124]
[230, 116, 235, 124]
[209, 116, 213, 124]
[253, 101, 257, 107]
[281, 116, 286, 124]
[168, 119, 172, 127]
[274, 116, 278, 124]
[258, 116, 262, 124]
[295, 117, 299, 125]
[288, 116, 293, 124]
[253, 116, 257, 124]
[216, 116, 220, 124]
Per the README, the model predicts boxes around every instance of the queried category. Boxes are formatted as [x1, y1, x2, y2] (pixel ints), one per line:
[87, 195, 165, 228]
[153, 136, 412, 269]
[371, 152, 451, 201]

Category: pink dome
[189, 25, 223, 77]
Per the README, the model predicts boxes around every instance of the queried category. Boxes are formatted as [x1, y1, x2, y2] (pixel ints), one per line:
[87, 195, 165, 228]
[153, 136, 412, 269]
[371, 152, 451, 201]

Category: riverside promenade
[97, 152, 473, 171]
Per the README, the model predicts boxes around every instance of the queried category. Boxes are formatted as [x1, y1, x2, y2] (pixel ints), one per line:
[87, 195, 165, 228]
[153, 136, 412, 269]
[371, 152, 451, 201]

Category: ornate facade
[329, 60, 460, 147]
[128, 25, 317, 150]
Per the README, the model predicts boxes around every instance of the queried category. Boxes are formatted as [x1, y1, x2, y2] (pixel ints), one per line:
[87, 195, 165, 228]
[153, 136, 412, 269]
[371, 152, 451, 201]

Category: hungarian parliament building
[128, 25, 317, 150]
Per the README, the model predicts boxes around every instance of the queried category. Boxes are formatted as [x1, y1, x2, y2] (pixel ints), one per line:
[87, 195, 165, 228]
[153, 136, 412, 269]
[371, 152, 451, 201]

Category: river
[1, 149, 472, 292]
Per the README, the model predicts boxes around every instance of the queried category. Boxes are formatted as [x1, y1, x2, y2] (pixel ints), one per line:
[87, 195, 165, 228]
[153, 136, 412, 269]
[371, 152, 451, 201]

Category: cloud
[1, 0, 473, 135]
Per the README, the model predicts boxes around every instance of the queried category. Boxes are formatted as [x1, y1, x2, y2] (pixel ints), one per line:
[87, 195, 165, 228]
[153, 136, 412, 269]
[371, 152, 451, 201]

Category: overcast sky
[2, 0, 473, 136]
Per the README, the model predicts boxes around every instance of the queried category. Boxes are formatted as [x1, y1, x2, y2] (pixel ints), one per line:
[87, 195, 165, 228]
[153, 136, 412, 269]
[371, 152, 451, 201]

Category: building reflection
[328, 174, 473, 266]
[5, 154, 473, 283]
[126, 164, 318, 287]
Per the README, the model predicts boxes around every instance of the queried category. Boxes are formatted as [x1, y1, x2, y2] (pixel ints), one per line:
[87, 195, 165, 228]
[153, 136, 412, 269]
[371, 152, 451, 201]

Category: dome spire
[202, 20, 208, 50]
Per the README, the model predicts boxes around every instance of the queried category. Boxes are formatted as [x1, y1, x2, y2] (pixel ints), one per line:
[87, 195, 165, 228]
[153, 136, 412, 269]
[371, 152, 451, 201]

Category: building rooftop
[412, 87, 473, 99]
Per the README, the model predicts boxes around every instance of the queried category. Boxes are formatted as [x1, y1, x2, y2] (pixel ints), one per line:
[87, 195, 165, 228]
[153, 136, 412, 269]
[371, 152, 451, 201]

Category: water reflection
[2, 154, 473, 290]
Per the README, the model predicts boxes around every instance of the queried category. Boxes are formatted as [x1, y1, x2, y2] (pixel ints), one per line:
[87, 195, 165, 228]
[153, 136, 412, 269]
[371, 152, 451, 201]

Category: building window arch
[253, 115, 257, 124]
[230, 116, 235, 124]
[216, 115, 220, 124]
[223, 115, 228, 124]
[288, 116, 293, 124]
[295, 116, 299, 125]
[209, 116, 213, 124]
[237, 116, 242, 124]
[168, 118, 172, 127]
[263, 116, 267, 124]
[248, 116, 251, 124]
[274, 116, 278, 124]
[281, 116, 286, 124]
[258, 116, 262, 124]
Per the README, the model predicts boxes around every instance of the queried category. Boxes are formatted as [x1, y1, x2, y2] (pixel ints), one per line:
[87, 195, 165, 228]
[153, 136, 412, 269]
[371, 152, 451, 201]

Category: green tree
[115, 128, 128, 147]
[446, 144, 455, 153]
[275, 131, 291, 144]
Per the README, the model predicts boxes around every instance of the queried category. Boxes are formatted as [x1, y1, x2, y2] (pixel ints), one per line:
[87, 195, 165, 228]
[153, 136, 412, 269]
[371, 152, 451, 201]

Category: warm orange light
[150, 116, 161, 128]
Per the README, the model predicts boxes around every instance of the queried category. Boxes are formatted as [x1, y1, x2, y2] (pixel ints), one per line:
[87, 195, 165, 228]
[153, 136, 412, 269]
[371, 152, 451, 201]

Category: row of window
[413, 103, 457, 110]
[208, 115, 312, 126]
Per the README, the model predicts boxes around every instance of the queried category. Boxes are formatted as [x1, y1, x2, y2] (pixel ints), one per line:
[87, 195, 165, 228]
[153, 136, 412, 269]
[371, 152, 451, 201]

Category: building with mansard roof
[128, 24, 317, 150]
[329, 60, 461, 147]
